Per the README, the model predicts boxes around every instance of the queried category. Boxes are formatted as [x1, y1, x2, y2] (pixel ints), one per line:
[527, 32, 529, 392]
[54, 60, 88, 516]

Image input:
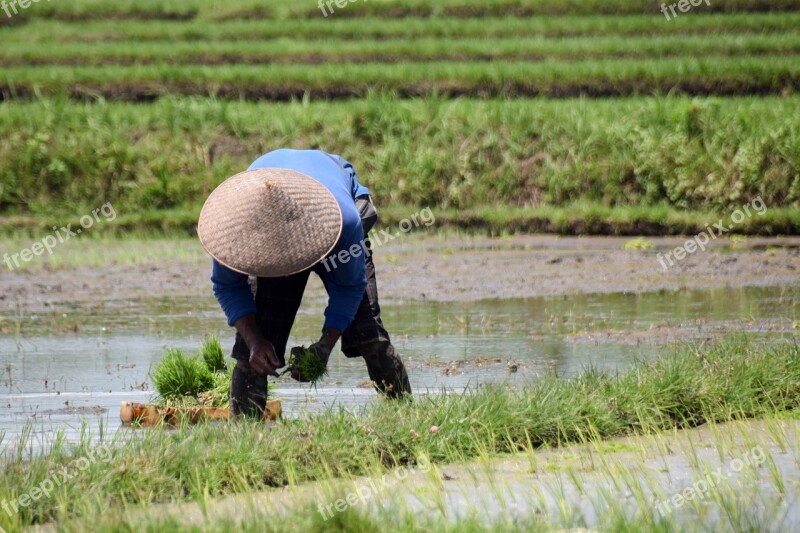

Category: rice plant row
[0, 96, 796, 218]
[5, 13, 799, 43]
[3, 34, 800, 67]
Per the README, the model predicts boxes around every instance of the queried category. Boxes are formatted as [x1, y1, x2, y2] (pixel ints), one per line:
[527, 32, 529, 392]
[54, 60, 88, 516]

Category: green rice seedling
[153, 341, 272, 407]
[152, 348, 215, 402]
[5, 33, 800, 67]
[287, 346, 329, 386]
[201, 335, 227, 373]
[623, 237, 655, 250]
[764, 453, 786, 495]
[4, 0, 798, 25]
[764, 418, 789, 454]
[196, 366, 234, 408]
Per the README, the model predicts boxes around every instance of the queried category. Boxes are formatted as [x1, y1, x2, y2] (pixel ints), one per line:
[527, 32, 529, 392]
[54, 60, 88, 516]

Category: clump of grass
[623, 237, 655, 250]
[201, 336, 227, 373]
[197, 366, 235, 408]
[152, 348, 214, 402]
[288, 346, 328, 386]
[153, 341, 273, 408]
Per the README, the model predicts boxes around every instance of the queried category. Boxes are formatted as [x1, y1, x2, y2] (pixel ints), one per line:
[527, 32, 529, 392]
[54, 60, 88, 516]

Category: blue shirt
[211, 149, 369, 333]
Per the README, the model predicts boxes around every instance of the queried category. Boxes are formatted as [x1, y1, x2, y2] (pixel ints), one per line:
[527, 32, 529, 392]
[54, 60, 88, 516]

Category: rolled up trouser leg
[360, 341, 411, 399]
[230, 360, 268, 418]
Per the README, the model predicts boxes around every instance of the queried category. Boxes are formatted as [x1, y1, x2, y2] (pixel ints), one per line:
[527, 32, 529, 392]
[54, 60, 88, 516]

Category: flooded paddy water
[1, 234, 798, 447]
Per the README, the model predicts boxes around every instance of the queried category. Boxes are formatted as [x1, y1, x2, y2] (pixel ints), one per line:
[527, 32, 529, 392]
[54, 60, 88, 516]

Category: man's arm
[293, 234, 364, 381]
[318, 155, 369, 351]
[211, 260, 256, 326]
[211, 260, 281, 376]
[232, 314, 281, 376]
[320, 222, 368, 345]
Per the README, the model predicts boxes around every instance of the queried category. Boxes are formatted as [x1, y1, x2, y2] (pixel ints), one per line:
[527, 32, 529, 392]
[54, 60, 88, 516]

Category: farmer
[198, 149, 412, 417]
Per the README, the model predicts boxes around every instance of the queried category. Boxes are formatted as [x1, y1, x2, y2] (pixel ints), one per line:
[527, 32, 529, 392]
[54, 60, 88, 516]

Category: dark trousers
[231, 196, 390, 364]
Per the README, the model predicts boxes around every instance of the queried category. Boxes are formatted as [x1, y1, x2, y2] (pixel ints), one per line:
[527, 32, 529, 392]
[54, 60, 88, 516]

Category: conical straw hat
[198, 168, 343, 277]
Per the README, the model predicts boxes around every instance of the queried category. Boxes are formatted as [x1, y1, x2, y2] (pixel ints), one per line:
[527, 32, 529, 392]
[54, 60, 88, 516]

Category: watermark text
[3, 202, 117, 272]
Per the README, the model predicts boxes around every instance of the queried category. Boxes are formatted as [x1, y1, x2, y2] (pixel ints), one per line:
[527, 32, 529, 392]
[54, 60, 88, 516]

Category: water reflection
[1, 285, 797, 444]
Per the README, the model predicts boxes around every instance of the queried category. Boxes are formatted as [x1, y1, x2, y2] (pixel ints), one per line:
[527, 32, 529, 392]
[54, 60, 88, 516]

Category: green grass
[200, 336, 227, 374]
[152, 338, 259, 408]
[6, 13, 799, 42]
[1, 1, 798, 235]
[288, 346, 330, 387]
[152, 348, 216, 403]
[392, 204, 800, 236]
[3, 0, 797, 21]
[4, 33, 800, 66]
[1, 337, 799, 530]
[3, 55, 798, 99]
[0, 96, 797, 233]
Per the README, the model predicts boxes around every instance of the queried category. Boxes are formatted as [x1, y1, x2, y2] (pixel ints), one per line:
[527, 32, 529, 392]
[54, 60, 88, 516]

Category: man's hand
[249, 339, 280, 377]
[289, 328, 339, 382]
[233, 314, 281, 377]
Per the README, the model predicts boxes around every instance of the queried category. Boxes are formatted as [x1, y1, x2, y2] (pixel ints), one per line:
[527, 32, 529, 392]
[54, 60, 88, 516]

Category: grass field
[0, 96, 798, 234]
[0, 0, 798, 232]
[1, 338, 798, 530]
[3, 0, 799, 21]
[5, 34, 800, 66]
[2, 4, 798, 530]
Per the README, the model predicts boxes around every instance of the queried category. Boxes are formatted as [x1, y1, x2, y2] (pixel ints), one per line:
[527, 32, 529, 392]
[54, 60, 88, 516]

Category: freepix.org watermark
[661, 0, 710, 21]
[657, 196, 766, 271]
[2, 202, 117, 272]
[318, 0, 367, 17]
[318, 455, 432, 520]
[1, 445, 111, 516]
[322, 207, 435, 273]
[655, 445, 765, 516]
[2, 0, 51, 19]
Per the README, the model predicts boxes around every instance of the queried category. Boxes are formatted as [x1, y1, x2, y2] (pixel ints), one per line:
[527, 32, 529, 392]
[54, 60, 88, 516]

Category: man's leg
[358, 339, 412, 399]
[230, 270, 311, 417]
[336, 196, 411, 398]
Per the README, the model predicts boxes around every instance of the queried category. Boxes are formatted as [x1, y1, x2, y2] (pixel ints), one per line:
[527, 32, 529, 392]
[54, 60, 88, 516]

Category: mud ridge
[2, 48, 794, 68]
[1, 78, 798, 103]
[294, 2, 800, 19]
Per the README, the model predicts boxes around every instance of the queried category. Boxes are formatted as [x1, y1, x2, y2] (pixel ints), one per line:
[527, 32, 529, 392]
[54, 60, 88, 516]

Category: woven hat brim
[197, 168, 343, 277]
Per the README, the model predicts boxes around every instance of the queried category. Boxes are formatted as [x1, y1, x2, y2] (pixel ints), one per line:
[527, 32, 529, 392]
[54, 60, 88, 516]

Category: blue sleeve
[331, 154, 369, 199]
[322, 222, 368, 333]
[211, 260, 256, 327]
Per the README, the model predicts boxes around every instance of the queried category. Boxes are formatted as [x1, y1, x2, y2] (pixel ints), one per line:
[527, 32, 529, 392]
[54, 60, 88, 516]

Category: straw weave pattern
[198, 168, 343, 277]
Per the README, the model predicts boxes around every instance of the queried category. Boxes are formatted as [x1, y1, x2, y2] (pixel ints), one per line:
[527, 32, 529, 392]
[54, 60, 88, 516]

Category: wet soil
[298, 0, 800, 18]
[2, 49, 790, 68]
[2, 77, 799, 103]
[2, 235, 797, 313]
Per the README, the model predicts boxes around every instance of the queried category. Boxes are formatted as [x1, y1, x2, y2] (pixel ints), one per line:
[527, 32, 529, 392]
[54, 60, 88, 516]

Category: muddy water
[1, 284, 797, 446]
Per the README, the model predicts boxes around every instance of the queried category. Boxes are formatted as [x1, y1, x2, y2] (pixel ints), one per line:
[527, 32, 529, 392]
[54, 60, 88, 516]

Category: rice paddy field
[2, 0, 800, 532]
[0, 0, 798, 231]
